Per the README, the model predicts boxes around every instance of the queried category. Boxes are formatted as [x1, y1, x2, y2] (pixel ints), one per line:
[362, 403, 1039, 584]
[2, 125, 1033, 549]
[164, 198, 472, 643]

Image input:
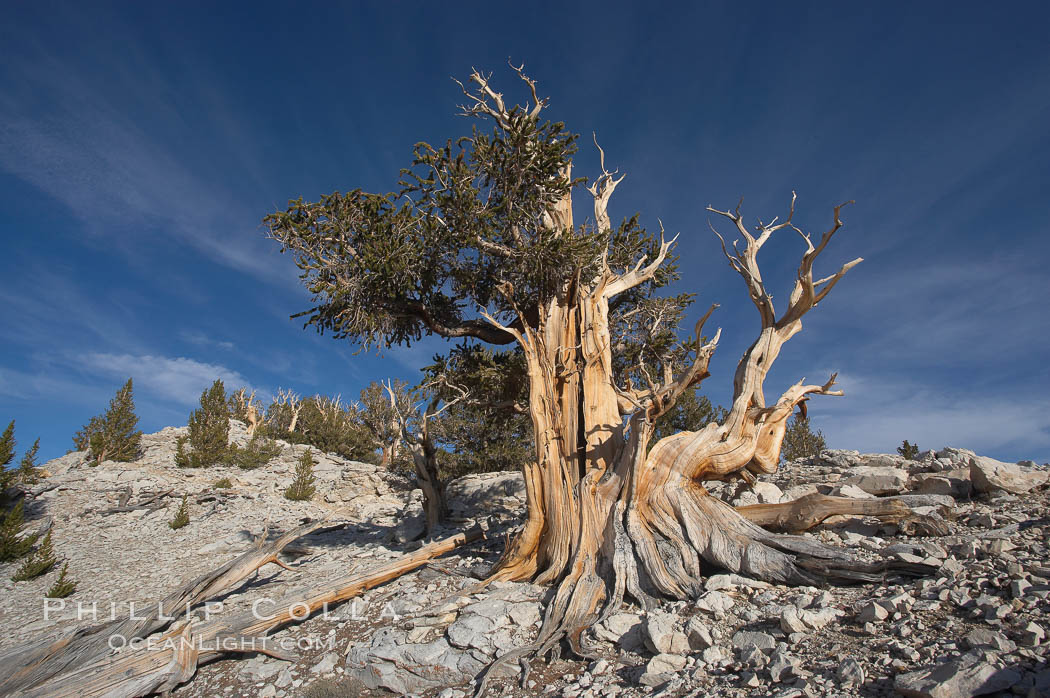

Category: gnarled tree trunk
[475, 184, 930, 680]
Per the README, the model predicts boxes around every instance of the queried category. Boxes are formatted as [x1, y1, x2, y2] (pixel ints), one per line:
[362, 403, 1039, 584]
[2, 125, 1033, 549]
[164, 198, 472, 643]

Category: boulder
[844, 465, 909, 495]
[969, 457, 1048, 495]
[894, 655, 1022, 698]
[644, 610, 689, 655]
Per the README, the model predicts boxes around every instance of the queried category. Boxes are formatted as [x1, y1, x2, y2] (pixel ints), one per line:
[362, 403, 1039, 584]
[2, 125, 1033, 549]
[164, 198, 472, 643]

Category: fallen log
[735, 493, 946, 533]
[0, 518, 330, 695]
[10, 524, 484, 697]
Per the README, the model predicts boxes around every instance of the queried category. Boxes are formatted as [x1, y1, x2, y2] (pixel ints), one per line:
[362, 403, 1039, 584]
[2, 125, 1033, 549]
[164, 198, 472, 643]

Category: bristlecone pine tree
[168, 495, 190, 530]
[898, 440, 920, 460]
[11, 529, 56, 581]
[0, 499, 37, 562]
[18, 438, 41, 485]
[781, 413, 827, 462]
[184, 380, 230, 467]
[284, 449, 317, 501]
[45, 562, 77, 598]
[1, 420, 17, 493]
[267, 66, 930, 665]
[75, 379, 142, 464]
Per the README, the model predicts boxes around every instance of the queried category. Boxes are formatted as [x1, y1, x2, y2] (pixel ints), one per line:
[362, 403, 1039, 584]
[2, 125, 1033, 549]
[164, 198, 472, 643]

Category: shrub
[185, 380, 230, 467]
[284, 449, 317, 501]
[168, 494, 190, 530]
[174, 436, 192, 468]
[79, 379, 142, 465]
[18, 438, 41, 485]
[45, 562, 77, 598]
[225, 433, 282, 470]
[897, 440, 920, 460]
[0, 499, 37, 562]
[266, 393, 375, 462]
[11, 530, 56, 581]
[781, 414, 827, 462]
[213, 477, 233, 489]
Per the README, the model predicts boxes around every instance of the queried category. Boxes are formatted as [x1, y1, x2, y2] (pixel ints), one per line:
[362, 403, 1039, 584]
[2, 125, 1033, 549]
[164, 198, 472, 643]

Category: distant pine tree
[17, 438, 40, 485]
[11, 529, 56, 581]
[0, 499, 37, 562]
[45, 562, 77, 598]
[781, 414, 827, 462]
[168, 494, 190, 530]
[83, 379, 142, 465]
[0, 420, 15, 491]
[897, 440, 920, 460]
[185, 380, 230, 467]
[284, 449, 317, 501]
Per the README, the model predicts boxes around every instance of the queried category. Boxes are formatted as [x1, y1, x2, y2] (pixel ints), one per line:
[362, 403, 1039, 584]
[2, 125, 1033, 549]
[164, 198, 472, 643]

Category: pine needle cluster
[0, 500, 37, 562]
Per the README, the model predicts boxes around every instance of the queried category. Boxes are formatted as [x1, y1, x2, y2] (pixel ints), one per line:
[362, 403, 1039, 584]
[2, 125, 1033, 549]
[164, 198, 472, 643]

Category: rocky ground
[2, 425, 1049, 698]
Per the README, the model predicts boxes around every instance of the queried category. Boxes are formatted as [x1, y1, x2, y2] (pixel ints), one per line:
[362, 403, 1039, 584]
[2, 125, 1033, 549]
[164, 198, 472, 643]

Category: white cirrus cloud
[77, 353, 261, 407]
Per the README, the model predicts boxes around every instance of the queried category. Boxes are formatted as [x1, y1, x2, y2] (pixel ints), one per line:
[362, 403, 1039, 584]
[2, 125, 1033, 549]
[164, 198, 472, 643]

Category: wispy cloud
[76, 353, 261, 407]
[179, 330, 235, 352]
[0, 25, 283, 282]
[815, 371, 1050, 464]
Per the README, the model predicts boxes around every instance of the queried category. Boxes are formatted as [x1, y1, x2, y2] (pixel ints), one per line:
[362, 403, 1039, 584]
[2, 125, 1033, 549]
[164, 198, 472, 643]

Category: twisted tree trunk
[475, 186, 932, 681]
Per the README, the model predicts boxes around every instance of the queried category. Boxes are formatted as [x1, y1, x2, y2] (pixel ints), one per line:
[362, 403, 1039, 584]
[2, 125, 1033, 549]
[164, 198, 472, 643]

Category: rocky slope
[2, 427, 1048, 698]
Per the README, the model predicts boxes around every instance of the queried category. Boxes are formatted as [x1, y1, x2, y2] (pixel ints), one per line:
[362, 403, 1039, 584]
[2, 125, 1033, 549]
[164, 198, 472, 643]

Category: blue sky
[1, 2, 1048, 464]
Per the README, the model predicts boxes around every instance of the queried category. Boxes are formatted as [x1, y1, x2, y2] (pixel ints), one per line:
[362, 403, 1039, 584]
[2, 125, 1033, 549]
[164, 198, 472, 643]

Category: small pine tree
[781, 414, 827, 462]
[897, 440, 920, 460]
[284, 449, 317, 501]
[213, 477, 233, 489]
[85, 379, 142, 465]
[45, 562, 77, 598]
[169, 494, 190, 530]
[18, 438, 41, 485]
[0, 420, 15, 492]
[0, 499, 37, 562]
[174, 436, 192, 468]
[186, 380, 230, 467]
[11, 529, 56, 581]
[225, 433, 282, 470]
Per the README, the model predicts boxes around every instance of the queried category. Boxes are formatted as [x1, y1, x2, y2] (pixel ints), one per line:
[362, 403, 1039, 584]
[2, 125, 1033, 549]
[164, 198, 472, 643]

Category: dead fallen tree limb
[12, 524, 484, 698]
[0, 518, 330, 696]
[100, 488, 175, 515]
[735, 493, 949, 533]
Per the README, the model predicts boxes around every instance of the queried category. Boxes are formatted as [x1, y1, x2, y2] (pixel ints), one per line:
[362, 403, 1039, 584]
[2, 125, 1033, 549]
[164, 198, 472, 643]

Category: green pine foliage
[174, 436, 192, 468]
[0, 499, 37, 562]
[184, 380, 230, 467]
[781, 414, 827, 462]
[18, 438, 41, 485]
[266, 394, 374, 462]
[651, 389, 728, 445]
[45, 562, 77, 598]
[0, 420, 14, 469]
[213, 477, 233, 489]
[225, 433, 282, 470]
[168, 494, 190, 529]
[11, 529, 56, 581]
[1, 420, 16, 492]
[284, 449, 317, 501]
[71, 415, 102, 453]
[86, 379, 142, 464]
[897, 440, 920, 460]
